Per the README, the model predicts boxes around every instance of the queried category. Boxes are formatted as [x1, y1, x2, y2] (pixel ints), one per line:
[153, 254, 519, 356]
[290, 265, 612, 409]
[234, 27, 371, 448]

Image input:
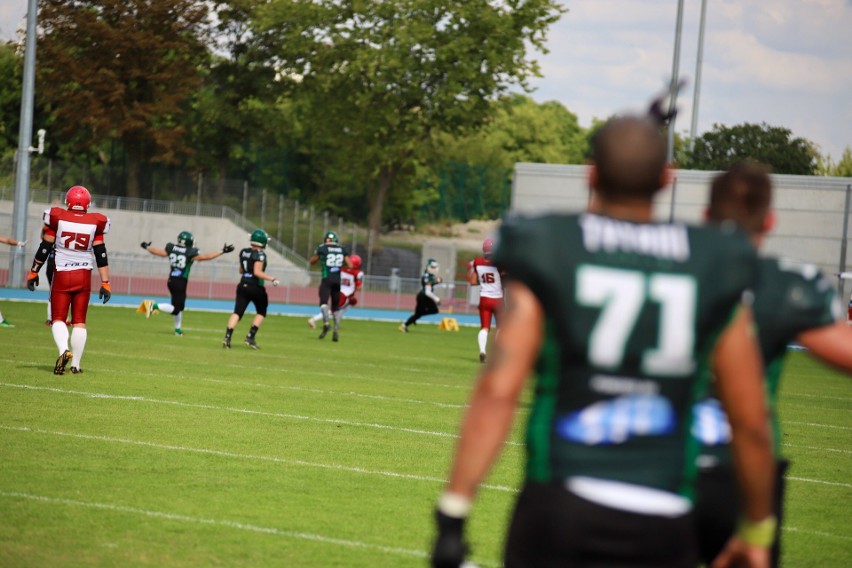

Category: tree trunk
[126, 147, 141, 198]
[216, 161, 227, 204]
[367, 165, 397, 237]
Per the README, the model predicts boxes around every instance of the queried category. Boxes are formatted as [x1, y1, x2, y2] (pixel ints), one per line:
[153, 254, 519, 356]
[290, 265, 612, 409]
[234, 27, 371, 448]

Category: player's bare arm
[796, 322, 852, 372]
[445, 281, 543, 500]
[711, 305, 775, 568]
[143, 244, 168, 257]
[253, 260, 279, 286]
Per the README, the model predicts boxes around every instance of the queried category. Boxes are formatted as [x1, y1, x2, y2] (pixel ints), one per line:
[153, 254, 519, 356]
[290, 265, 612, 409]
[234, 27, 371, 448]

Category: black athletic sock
[225, 328, 233, 339]
[248, 325, 259, 339]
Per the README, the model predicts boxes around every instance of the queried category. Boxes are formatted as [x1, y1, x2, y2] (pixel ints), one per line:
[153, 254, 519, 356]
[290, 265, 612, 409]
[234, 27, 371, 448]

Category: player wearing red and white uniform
[467, 237, 504, 363]
[26, 186, 112, 375]
[308, 254, 364, 329]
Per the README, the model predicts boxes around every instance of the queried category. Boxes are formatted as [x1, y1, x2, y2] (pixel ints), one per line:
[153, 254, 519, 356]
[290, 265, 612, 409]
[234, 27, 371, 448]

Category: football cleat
[479, 352, 486, 364]
[175, 329, 183, 336]
[70, 367, 83, 374]
[54, 350, 72, 375]
[0, 320, 14, 328]
[332, 331, 339, 342]
[398, 324, 408, 333]
[244, 336, 259, 349]
[222, 336, 231, 349]
[318, 324, 330, 339]
[307, 318, 316, 329]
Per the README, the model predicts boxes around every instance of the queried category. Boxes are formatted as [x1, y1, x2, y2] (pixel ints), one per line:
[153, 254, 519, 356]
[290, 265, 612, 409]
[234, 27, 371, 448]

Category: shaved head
[591, 116, 668, 201]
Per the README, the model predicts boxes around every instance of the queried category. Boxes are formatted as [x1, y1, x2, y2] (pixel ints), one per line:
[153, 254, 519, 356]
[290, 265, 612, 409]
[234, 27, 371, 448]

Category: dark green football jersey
[695, 257, 841, 462]
[419, 270, 439, 294]
[164, 243, 200, 279]
[238, 247, 268, 286]
[314, 243, 349, 281]
[493, 212, 758, 497]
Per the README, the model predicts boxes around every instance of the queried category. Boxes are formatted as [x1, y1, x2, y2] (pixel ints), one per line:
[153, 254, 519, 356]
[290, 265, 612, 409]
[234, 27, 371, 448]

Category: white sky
[2, 0, 851, 160]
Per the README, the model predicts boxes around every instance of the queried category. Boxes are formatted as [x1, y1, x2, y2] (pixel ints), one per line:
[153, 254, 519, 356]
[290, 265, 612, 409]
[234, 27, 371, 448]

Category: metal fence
[0, 249, 479, 315]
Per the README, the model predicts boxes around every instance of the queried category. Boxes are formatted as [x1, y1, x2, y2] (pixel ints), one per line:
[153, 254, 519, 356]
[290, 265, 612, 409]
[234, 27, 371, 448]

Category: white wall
[0, 200, 311, 286]
[511, 163, 852, 279]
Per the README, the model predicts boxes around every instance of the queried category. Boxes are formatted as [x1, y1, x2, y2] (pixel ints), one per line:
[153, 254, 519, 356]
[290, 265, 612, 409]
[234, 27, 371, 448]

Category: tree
[0, 42, 22, 154]
[36, 0, 209, 197]
[254, 0, 565, 236]
[685, 122, 819, 175]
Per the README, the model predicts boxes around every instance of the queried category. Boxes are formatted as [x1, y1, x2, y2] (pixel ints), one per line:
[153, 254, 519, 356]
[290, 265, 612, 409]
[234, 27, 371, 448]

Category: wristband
[737, 515, 777, 548]
[437, 492, 472, 519]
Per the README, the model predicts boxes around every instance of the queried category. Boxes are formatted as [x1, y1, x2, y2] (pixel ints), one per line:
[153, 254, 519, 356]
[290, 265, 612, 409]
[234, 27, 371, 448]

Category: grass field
[0, 301, 849, 567]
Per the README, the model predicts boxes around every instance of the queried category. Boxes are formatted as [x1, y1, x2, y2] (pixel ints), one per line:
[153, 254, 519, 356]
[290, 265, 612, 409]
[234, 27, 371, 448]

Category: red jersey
[43, 207, 110, 272]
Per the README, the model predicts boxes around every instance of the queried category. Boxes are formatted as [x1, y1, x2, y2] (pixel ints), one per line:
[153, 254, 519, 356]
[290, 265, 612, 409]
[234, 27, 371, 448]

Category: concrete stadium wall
[0, 200, 311, 287]
[511, 163, 852, 285]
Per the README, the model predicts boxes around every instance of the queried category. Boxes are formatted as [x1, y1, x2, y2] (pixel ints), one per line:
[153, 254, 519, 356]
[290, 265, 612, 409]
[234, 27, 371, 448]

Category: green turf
[0, 301, 849, 567]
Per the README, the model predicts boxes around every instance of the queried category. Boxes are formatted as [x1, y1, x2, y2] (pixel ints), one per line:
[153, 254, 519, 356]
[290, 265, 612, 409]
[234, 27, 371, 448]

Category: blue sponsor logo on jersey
[556, 393, 675, 445]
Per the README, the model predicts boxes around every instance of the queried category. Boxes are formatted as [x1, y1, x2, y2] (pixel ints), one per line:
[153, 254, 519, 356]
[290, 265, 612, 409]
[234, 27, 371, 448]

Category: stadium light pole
[666, 0, 685, 164]
[10, 0, 39, 288]
[689, 0, 708, 151]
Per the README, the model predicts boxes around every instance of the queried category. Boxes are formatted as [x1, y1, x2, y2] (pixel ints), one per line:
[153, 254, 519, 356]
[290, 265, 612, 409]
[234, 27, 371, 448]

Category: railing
[0, 249, 478, 315]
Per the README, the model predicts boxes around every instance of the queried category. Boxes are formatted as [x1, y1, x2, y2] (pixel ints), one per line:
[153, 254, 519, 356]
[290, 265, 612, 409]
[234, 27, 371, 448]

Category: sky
[1, 0, 851, 160]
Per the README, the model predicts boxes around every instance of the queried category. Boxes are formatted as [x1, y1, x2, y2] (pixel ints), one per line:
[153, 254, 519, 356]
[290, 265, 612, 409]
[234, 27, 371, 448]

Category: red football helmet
[65, 186, 91, 212]
[483, 237, 494, 256]
[350, 254, 362, 269]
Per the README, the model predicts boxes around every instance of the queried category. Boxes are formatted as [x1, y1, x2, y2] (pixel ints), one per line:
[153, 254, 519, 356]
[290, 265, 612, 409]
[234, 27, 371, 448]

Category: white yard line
[0, 424, 518, 494]
[0, 490, 485, 564]
[0, 382, 523, 447]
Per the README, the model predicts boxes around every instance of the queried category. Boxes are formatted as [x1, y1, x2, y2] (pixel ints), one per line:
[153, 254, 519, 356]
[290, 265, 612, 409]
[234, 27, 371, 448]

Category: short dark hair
[591, 116, 668, 201]
[707, 163, 772, 235]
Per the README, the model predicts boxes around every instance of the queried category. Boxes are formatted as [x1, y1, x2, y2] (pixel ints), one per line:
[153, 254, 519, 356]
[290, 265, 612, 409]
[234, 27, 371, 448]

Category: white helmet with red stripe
[65, 185, 91, 212]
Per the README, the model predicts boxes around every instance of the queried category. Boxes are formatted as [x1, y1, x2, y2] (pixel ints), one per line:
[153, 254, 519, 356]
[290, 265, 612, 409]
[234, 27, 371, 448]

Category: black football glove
[141, 241, 151, 249]
[99, 282, 112, 304]
[26, 271, 39, 291]
[222, 243, 235, 253]
[431, 508, 469, 568]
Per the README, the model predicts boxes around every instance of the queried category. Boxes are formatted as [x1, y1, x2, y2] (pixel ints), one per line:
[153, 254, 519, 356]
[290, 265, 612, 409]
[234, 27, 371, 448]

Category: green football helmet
[324, 231, 339, 244]
[177, 231, 194, 247]
[250, 229, 269, 248]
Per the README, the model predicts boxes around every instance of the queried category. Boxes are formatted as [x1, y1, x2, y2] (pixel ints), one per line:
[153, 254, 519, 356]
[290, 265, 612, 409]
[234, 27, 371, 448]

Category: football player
[222, 229, 279, 349]
[0, 235, 27, 327]
[26, 186, 111, 375]
[309, 231, 352, 342]
[431, 113, 774, 568]
[400, 258, 442, 332]
[694, 163, 852, 568]
[308, 254, 363, 329]
[466, 237, 504, 362]
[139, 231, 234, 336]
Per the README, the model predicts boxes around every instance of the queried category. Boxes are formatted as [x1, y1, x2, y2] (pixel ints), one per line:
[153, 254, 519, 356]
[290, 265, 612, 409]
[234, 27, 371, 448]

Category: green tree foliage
[36, 0, 209, 197]
[254, 0, 565, 235]
[0, 42, 22, 154]
[685, 122, 819, 175]
[187, 3, 282, 204]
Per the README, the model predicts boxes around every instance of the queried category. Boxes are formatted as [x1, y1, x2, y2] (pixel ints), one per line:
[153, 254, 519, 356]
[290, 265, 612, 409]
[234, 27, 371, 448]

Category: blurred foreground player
[694, 163, 852, 567]
[431, 106, 775, 567]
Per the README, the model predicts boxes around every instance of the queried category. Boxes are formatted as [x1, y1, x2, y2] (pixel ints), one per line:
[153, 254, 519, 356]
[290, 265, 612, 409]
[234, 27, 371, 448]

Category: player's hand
[99, 282, 112, 304]
[16, 240, 27, 248]
[26, 271, 39, 291]
[436, 276, 443, 284]
[431, 508, 469, 568]
[272, 278, 280, 287]
[222, 243, 235, 253]
[141, 241, 151, 249]
[711, 537, 770, 568]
